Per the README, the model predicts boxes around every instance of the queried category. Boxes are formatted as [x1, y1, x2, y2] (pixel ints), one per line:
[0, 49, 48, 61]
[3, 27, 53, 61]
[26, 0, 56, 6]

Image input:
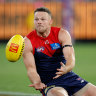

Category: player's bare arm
[22, 37, 46, 90]
[53, 28, 75, 79]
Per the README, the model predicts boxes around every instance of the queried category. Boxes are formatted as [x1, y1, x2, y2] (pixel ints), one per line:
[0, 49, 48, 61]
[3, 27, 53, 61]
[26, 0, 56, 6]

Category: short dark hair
[34, 7, 52, 18]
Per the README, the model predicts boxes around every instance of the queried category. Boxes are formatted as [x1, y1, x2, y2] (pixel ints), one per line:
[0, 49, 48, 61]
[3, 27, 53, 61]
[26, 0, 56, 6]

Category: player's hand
[29, 82, 47, 90]
[53, 62, 68, 79]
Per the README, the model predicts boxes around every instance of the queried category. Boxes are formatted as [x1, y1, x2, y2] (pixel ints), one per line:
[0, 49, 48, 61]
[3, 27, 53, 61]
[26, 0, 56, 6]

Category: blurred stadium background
[0, 0, 96, 96]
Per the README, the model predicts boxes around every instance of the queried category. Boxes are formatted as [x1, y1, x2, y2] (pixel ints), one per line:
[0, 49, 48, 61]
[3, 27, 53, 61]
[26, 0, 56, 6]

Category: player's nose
[37, 19, 42, 24]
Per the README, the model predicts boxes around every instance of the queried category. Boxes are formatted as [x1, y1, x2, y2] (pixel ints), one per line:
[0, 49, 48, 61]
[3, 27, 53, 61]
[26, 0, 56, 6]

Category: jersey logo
[45, 40, 49, 44]
[36, 46, 45, 52]
[50, 43, 61, 50]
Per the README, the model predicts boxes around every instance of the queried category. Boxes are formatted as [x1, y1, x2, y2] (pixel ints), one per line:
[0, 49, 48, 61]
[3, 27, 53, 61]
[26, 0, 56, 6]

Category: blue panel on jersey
[50, 43, 61, 50]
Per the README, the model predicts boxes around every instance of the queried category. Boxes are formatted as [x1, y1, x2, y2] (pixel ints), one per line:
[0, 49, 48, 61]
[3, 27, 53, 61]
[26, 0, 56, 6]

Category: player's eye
[35, 18, 39, 21]
[41, 18, 45, 21]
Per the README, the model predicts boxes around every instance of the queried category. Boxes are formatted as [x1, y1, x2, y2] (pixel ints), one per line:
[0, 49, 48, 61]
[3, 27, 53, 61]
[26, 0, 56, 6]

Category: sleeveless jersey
[27, 27, 88, 96]
[27, 27, 66, 83]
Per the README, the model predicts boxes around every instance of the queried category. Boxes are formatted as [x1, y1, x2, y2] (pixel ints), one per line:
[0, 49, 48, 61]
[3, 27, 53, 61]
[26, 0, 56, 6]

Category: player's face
[34, 12, 52, 33]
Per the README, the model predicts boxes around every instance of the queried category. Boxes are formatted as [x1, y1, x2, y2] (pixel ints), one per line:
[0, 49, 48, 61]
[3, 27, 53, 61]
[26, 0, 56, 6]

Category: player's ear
[49, 19, 53, 25]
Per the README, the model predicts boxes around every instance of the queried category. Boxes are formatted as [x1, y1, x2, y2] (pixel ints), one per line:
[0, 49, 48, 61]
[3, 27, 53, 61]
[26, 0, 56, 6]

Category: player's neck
[37, 28, 50, 38]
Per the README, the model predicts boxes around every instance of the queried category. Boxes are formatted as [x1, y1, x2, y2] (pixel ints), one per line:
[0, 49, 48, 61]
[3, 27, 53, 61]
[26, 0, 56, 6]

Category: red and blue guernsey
[27, 27, 66, 83]
[27, 27, 88, 96]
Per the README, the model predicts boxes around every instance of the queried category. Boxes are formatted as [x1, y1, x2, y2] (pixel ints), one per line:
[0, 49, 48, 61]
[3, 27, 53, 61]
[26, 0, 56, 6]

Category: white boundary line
[0, 91, 41, 96]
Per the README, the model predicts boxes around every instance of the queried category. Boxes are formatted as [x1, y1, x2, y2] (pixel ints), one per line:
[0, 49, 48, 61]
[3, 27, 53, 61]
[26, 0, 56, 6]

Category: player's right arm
[22, 37, 46, 90]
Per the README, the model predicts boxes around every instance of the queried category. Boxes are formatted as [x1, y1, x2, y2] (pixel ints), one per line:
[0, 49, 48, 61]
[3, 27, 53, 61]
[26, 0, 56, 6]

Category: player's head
[34, 7, 52, 18]
[34, 7, 53, 33]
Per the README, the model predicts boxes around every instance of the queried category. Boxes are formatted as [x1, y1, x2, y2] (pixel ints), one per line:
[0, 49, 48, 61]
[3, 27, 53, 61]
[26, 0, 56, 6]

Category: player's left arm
[53, 28, 75, 79]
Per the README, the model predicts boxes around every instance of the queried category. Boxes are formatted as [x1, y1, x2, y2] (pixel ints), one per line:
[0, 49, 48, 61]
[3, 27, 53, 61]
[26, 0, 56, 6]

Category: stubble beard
[36, 27, 48, 34]
[36, 26, 50, 37]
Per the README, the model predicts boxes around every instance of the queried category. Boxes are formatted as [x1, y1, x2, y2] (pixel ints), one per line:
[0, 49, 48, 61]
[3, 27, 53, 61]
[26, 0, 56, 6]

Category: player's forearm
[24, 58, 41, 84]
[23, 54, 41, 84]
[63, 47, 75, 72]
[65, 54, 75, 72]
[27, 68, 41, 84]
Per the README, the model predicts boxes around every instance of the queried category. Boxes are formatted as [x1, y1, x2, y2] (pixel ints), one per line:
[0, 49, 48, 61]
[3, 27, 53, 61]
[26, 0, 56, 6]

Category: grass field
[0, 42, 96, 95]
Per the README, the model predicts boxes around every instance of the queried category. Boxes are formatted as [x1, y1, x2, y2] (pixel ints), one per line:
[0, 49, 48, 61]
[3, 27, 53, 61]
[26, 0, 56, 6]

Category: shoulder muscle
[23, 37, 33, 56]
[58, 28, 72, 46]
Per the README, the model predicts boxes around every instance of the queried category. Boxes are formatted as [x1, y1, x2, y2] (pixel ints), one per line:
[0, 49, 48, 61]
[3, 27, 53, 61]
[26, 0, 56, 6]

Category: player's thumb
[29, 84, 34, 87]
[60, 62, 65, 67]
